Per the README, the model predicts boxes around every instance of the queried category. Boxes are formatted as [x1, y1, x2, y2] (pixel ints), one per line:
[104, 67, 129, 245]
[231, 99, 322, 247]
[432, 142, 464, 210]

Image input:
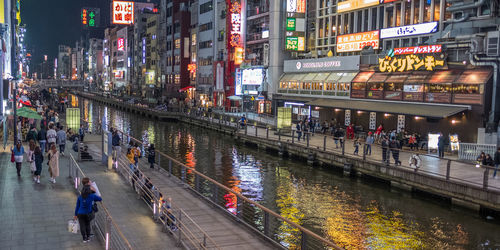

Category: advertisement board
[66, 108, 80, 133]
[337, 0, 379, 13]
[284, 55, 360, 73]
[378, 54, 445, 72]
[81, 8, 100, 28]
[242, 68, 265, 85]
[380, 22, 438, 39]
[112, 1, 134, 25]
[337, 31, 379, 52]
[117, 38, 125, 51]
[285, 0, 306, 51]
[277, 107, 292, 130]
[392, 45, 442, 55]
[235, 68, 243, 96]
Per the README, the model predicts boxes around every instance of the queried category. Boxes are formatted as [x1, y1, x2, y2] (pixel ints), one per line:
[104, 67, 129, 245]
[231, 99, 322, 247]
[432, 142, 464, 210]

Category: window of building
[174, 74, 180, 84]
[353, 82, 366, 90]
[175, 39, 181, 49]
[191, 34, 197, 45]
[174, 22, 180, 34]
[414, 0, 420, 23]
[434, 0, 441, 21]
[174, 55, 181, 65]
[199, 22, 213, 32]
[424, 0, 431, 22]
[199, 40, 213, 49]
[200, 1, 213, 14]
[385, 82, 403, 92]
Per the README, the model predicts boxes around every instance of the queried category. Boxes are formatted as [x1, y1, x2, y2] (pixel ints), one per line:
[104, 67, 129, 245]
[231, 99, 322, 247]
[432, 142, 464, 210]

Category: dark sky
[21, 0, 110, 66]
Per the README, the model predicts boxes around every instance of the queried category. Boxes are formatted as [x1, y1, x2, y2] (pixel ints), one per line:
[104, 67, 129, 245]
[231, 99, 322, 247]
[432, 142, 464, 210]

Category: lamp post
[11, 0, 18, 143]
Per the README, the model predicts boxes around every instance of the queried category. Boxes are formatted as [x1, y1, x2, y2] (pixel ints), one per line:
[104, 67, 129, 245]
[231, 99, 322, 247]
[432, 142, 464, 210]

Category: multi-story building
[213, 0, 226, 107]
[277, 0, 500, 143]
[145, 14, 161, 101]
[87, 38, 103, 88]
[57, 45, 71, 79]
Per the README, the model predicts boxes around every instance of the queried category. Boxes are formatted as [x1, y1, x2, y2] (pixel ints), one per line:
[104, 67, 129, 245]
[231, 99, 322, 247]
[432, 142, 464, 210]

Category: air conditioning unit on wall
[486, 31, 500, 57]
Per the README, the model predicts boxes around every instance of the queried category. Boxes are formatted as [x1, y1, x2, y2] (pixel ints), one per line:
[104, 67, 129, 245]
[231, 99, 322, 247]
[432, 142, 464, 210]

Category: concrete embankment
[76, 92, 500, 216]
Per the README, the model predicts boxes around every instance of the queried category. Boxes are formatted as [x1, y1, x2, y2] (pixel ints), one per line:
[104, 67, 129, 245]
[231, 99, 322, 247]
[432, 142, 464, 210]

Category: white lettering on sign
[380, 22, 438, 39]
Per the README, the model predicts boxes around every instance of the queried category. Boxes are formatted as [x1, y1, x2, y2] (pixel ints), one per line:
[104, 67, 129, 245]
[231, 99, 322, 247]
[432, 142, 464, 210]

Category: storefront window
[352, 82, 366, 90]
[452, 84, 482, 94]
[368, 82, 384, 91]
[385, 82, 403, 91]
[403, 84, 424, 92]
[324, 82, 336, 91]
[427, 83, 452, 93]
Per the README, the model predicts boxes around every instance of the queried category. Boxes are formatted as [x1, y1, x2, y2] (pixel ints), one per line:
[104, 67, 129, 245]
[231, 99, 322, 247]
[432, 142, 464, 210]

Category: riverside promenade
[0, 142, 180, 250]
[77, 91, 500, 213]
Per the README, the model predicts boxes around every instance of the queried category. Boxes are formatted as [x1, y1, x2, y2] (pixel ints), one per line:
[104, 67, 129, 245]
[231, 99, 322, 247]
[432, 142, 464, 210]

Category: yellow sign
[337, 0, 379, 13]
[0, 0, 4, 24]
[337, 31, 379, 52]
[277, 107, 292, 130]
[378, 54, 445, 72]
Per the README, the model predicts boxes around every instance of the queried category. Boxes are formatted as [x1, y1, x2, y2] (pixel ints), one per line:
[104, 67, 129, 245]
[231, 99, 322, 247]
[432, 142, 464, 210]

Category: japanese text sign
[117, 38, 125, 51]
[230, 2, 242, 47]
[286, 0, 306, 13]
[378, 54, 445, 72]
[380, 22, 438, 39]
[337, 0, 379, 13]
[393, 45, 442, 55]
[337, 31, 379, 52]
[113, 1, 134, 25]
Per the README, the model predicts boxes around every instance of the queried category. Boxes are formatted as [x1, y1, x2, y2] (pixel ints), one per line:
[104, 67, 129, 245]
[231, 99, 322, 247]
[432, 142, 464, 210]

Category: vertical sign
[345, 110, 351, 126]
[82, 8, 100, 28]
[112, 1, 134, 25]
[285, 0, 306, 51]
[235, 68, 243, 95]
[369, 112, 376, 130]
[117, 38, 125, 51]
[397, 115, 405, 132]
[230, 1, 244, 65]
[0, 0, 4, 24]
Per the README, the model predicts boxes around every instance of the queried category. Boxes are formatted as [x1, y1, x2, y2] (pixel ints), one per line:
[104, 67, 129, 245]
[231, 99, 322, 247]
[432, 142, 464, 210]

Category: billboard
[337, 0, 379, 13]
[392, 45, 442, 55]
[337, 31, 379, 52]
[112, 1, 134, 25]
[380, 22, 438, 39]
[235, 68, 243, 96]
[81, 8, 100, 28]
[285, 0, 306, 51]
[117, 38, 125, 51]
[242, 68, 265, 85]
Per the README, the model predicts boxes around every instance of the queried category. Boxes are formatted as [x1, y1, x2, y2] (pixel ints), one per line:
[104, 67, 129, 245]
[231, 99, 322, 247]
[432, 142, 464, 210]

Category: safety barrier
[459, 143, 496, 161]
[114, 129, 342, 250]
[68, 154, 133, 250]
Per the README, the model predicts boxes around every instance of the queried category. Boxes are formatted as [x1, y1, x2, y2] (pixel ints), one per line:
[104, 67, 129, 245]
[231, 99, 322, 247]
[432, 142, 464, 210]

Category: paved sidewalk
[0, 146, 101, 250]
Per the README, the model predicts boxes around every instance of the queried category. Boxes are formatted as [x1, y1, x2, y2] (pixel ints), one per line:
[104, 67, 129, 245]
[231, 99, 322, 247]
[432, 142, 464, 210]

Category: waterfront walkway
[0, 143, 179, 250]
[83, 136, 276, 250]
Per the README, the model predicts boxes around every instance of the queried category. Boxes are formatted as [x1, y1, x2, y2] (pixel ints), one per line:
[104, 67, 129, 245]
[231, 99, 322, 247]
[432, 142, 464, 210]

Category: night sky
[21, 0, 110, 66]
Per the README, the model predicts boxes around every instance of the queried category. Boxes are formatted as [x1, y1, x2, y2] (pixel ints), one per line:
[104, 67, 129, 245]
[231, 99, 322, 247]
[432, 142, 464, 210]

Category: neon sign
[285, 0, 306, 51]
[117, 38, 125, 51]
[112, 1, 134, 25]
[337, 31, 379, 52]
[392, 45, 442, 55]
[230, 2, 242, 47]
[378, 54, 445, 72]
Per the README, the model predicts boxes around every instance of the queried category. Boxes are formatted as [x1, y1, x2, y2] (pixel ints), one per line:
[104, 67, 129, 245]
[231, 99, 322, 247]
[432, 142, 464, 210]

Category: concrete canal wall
[77, 92, 500, 215]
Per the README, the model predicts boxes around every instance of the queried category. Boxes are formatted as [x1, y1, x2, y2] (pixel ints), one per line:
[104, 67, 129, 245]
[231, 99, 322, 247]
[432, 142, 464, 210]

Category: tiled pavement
[0, 146, 101, 250]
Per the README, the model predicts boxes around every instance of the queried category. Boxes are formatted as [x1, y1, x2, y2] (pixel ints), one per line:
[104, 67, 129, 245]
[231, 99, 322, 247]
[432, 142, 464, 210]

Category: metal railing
[114, 129, 342, 250]
[109, 140, 220, 250]
[68, 154, 133, 250]
[459, 143, 496, 161]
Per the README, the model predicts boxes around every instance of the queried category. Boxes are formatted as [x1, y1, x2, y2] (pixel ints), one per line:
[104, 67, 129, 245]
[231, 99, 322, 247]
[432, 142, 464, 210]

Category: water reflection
[79, 97, 499, 249]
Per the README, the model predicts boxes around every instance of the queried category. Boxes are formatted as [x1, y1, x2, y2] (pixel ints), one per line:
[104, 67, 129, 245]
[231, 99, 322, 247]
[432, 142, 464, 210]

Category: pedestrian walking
[296, 123, 302, 142]
[74, 184, 102, 243]
[111, 130, 121, 162]
[365, 132, 374, 155]
[334, 128, 343, 148]
[26, 126, 38, 143]
[47, 143, 59, 183]
[147, 144, 156, 169]
[374, 124, 383, 143]
[494, 147, 500, 178]
[353, 138, 360, 155]
[37, 125, 47, 153]
[27, 140, 36, 179]
[389, 137, 401, 165]
[346, 124, 355, 140]
[408, 134, 417, 150]
[57, 125, 67, 156]
[126, 148, 136, 172]
[79, 124, 85, 142]
[34, 146, 43, 184]
[12, 141, 25, 177]
[381, 136, 389, 164]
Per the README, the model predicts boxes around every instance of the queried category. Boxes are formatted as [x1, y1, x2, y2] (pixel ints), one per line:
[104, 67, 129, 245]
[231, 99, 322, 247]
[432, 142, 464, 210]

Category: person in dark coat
[296, 123, 302, 142]
[494, 147, 500, 178]
[74, 185, 102, 242]
[438, 133, 446, 158]
[147, 144, 156, 169]
[381, 136, 389, 163]
[34, 146, 43, 184]
[389, 137, 401, 165]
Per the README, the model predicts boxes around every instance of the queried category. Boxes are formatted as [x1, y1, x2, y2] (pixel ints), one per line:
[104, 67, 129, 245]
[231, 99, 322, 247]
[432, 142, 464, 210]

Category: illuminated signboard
[242, 68, 265, 85]
[285, 0, 306, 51]
[337, 31, 379, 52]
[392, 45, 442, 55]
[286, 37, 305, 51]
[82, 8, 100, 28]
[380, 22, 438, 39]
[235, 47, 244, 65]
[117, 38, 125, 51]
[337, 0, 379, 13]
[112, 1, 134, 25]
[0, 0, 4, 24]
[235, 68, 243, 96]
[230, 2, 243, 47]
[142, 37, 146, 64]
[378, 54, 445, 72]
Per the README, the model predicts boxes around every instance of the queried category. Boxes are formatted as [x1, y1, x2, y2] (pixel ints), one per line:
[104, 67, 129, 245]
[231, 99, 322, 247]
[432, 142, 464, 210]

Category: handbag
[10, 151, 14, 163]
[68, 219, 79, 234]
[92, 202, 99, 213]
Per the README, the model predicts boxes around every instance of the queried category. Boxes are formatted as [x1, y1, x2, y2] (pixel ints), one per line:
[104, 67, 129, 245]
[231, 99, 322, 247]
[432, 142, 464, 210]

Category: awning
[280, 73, 306, 82]
[368, 72, 389, 82]
[406, 72, 432, 83]
[428, 69, 462, 83]
[352, 71, 374, 82]
[386, 74, 408, 83]
[179, 86, 195, 92]
[274, 95, 315, 103]
[302, 73, 318, 81]
[306, 98, 470, 118]
[326, 73, 343, 82]
[455, 69, 492, 84]
[338, 72, 357, 83]
[313, 72, 331, 81]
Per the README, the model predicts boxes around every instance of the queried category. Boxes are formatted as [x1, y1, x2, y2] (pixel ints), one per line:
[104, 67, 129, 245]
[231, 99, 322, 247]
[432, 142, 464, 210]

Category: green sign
[286, 18, 296, 31]
[81, 7, 100, 28]
[285, 37, 305, 51]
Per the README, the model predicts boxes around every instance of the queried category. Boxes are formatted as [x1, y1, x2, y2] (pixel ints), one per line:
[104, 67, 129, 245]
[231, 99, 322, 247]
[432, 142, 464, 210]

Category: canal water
[78, 97, 499, 249]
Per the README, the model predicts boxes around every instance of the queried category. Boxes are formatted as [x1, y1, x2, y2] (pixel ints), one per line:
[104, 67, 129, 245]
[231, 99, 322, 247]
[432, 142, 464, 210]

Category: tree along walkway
[83, 137, 276, 250]
[198, 116, 500, 191]
[0, 145, 101, 250]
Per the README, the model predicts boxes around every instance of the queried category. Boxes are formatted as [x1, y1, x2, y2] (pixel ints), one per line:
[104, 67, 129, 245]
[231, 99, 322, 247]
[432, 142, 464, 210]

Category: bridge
[35, 79, 86, 89]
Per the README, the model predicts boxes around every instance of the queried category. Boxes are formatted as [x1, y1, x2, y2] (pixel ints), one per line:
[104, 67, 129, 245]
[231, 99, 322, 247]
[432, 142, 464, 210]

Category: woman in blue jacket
[74, 184, 102, 242]
[12, 141, 25, 177]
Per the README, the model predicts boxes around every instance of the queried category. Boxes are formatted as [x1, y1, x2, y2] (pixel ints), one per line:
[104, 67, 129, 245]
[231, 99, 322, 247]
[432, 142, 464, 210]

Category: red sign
[117, 38, 125, 51]
[112, 1, 134, 25]
[81, 9, 88, 25]
[393, 45, 442, 55]
[230, 2, 243, 47]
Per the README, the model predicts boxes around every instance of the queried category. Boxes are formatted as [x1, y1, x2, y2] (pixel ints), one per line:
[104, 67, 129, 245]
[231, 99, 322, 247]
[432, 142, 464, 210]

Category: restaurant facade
[277, 49, 493, 143]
